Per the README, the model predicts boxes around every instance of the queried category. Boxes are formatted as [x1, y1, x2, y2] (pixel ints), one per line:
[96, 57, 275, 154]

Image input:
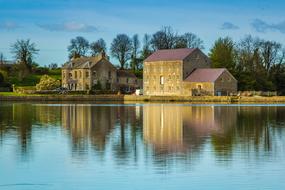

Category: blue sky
[1, 0, 285, 66]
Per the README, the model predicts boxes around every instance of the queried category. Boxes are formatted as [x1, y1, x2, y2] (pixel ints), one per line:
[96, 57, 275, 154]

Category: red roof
[185, 68, 227, 82]
[144, 48, 197, 62]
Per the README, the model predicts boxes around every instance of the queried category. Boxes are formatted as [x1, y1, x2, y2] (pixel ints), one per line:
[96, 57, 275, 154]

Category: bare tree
[151, 26, 177, 50]
[11, 39, 39, 68]
[10, 39, 39, 79]
[237, 35, 261, 72]
[258, 40, 282, 73]
[0, 52, 4, 65]
[130, 34, 141, 71]
[175, 33, 204, 49]
[110, 34, 133, 69]
[68, 36, 89, 59]
[90, 38, 107, 56]
[141, 34, 153, 61]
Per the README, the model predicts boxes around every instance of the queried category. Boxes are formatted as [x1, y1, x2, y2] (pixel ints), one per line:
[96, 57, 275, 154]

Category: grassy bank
[8, 69, 61, 87]
[1, 93, 285, 103]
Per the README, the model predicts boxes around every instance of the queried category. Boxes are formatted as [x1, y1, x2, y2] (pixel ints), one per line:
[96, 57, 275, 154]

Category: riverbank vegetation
[1, 26, 285, 94]
[0, 39, 61, 88]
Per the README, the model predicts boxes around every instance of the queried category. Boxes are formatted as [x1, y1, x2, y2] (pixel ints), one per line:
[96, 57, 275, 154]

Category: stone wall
[183, 49, 211, 79]
[143, 49, 211, 96]
[143, 60, 183, 96]
[214, 71, 237, 95]
[91, 60, 117, 90]
[182, 82, 214, 96]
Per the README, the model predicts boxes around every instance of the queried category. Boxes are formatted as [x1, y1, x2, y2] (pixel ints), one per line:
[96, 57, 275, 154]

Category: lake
[0, 102, 285, 190]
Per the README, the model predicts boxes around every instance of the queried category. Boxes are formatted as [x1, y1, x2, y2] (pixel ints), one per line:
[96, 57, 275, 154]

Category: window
[197, 85, 202, 90]
[126, 78, 129, 84]
[63, 72, 65, 79]
[93, 71, 97, 77]
[69, 73, 72, 78]
[75, 71, 77, 79]
[86, 71, 90, 78]
[160, 76, 164, 85]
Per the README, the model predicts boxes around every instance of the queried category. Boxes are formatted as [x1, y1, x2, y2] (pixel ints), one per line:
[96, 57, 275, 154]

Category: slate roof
[62, 56, 103, 69]
[117, 70, 137, 78]
[144, 48, 197, 62]
[185, 68, 229, 82]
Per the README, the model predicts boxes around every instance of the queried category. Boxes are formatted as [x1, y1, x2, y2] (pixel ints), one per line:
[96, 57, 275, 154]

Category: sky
[1, 0, 285, 66]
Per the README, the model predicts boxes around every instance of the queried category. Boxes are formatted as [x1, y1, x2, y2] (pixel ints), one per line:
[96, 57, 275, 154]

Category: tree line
[1, 26, 285, 93]
[67, 26, 204, 71]
[209, 36, 285, 94]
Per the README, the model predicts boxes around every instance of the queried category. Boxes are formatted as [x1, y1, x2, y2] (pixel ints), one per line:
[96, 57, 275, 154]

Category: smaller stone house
[62, 53, 139, 92]
[62, 53, 117, 91]
[183, 68, 237, 96]
[117, 70, 138, 92]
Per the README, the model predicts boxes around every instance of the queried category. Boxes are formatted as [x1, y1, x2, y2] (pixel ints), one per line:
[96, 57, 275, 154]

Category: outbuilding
[184, 68, 237, 96]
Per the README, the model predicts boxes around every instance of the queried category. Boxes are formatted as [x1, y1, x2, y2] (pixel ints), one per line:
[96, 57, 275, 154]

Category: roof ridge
[144, 48, 198, 62]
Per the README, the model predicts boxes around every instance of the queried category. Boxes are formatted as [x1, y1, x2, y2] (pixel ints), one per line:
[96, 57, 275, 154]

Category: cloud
[0, 21, 20, 30]
[252, 19, 285, 34]
[37, 21, 98, 32]
[221, 22, 239, 30]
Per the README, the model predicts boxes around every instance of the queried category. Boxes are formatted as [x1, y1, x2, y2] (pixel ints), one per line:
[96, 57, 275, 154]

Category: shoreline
[1, 94, 285, 103]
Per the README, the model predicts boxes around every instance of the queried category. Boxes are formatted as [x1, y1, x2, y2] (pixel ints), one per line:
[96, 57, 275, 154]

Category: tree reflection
[0, 103, 285, 169]
[61, 104, 143, 164]
[0, 103, 61, 160]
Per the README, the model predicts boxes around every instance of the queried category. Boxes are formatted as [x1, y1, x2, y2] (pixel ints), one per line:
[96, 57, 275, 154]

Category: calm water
[0, 103, 285, 190]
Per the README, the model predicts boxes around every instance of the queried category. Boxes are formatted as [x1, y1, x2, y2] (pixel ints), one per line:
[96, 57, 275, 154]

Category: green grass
[0, 92, 35, 96]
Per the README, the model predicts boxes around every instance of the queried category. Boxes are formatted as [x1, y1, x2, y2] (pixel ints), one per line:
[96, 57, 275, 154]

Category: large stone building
[62, 53, 139, 91]
[143, 48, 237, 96]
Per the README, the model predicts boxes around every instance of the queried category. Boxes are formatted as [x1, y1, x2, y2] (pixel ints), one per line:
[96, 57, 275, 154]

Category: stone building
[143, 48, 237, 96]
[62, 53, 139, 92]
[117, 70, 138, 93]
[184, 68, 237, 96]
[143, 48, 211, 96]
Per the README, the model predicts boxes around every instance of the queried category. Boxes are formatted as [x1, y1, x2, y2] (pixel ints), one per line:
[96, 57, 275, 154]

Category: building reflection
[61, 104, 143, 163]
[62, 104, 117, 153]
[143, 105, 238, 154]
[0, 103, 285, 168]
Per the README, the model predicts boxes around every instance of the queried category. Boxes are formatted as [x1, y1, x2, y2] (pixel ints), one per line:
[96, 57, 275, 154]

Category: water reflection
[0, 103, 285, 167]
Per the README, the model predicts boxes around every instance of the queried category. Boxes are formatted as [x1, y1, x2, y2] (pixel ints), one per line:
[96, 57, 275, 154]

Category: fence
[238, 91, 277, 97]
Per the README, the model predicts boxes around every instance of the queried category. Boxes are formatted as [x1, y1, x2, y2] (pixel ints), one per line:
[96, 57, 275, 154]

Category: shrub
[92, 81, 102, 90]
[36, 75, 61, 91]
[0, 72, 3, 83]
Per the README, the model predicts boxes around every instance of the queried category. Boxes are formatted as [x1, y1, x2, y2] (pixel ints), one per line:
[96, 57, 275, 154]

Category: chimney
[101, 50, 106, 58]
